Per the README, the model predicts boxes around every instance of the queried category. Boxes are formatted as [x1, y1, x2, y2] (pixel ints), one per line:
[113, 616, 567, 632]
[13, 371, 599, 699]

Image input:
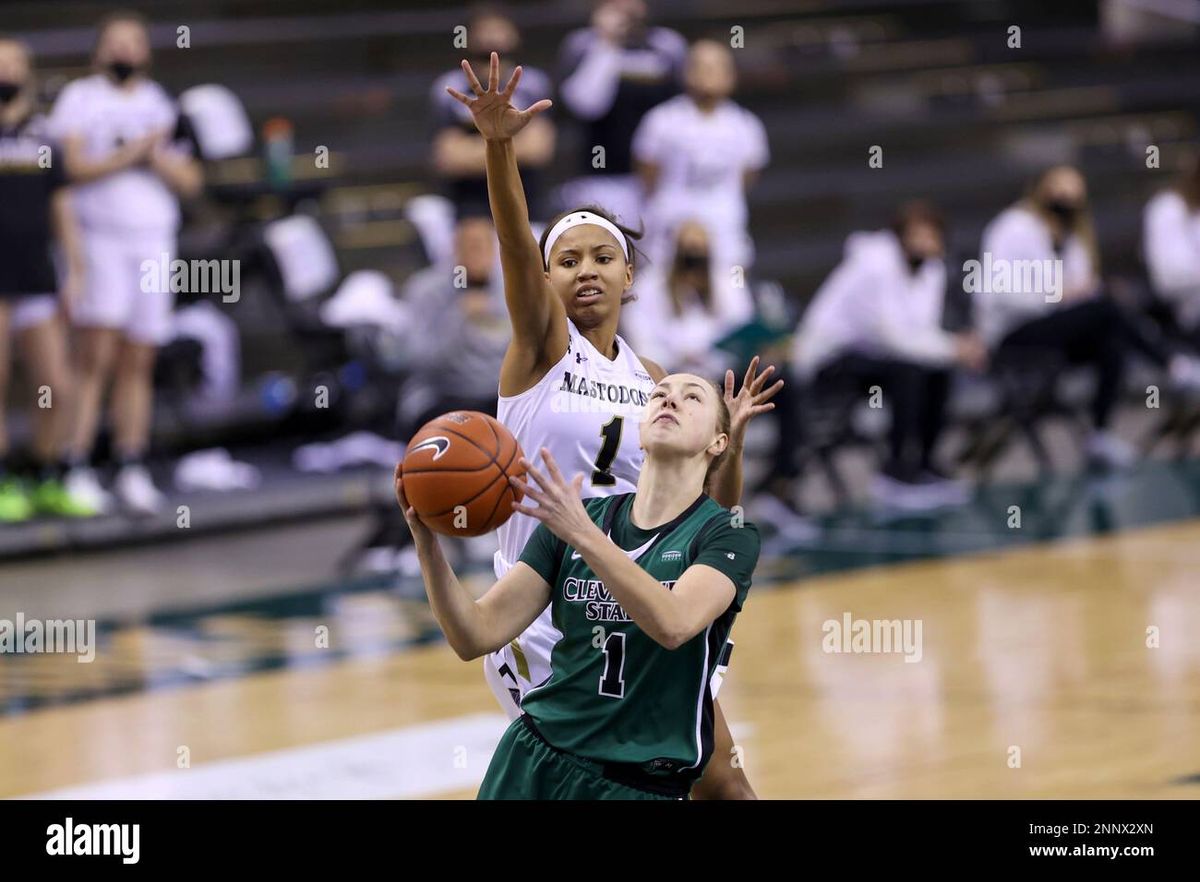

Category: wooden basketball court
[3, 515, 1197, 799]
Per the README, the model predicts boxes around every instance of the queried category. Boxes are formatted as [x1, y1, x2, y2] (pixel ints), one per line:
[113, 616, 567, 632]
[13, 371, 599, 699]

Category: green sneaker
[0, 478, 34, 522]
[29, 477, 99, 518]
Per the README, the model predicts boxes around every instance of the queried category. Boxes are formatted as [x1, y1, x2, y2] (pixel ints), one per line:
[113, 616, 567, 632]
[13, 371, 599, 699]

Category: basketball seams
[425, 464, 506, 518]
[405, 411, 524, 533]
[440, 419, 501, 465]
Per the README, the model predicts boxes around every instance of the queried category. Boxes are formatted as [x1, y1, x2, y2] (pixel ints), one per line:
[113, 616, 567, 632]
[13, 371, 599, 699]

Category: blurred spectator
[622, 218, 753, 378]
[396, 213, 510, 437]
[979, 165, 1200, 470]
[633, 39, 769, 273]
[791, 202, 985, 505]
[557, 0, 686, 227]
[431, 3, 555, 221]
[1144, 152, 1200, 345]
[48, 9, 203, 514]
[0, 37, 93, 521]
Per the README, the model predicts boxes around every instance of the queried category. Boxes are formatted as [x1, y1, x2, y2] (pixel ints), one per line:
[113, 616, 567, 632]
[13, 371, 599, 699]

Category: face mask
[0, 81, 21, 105]
[108, 61, 138, 84]
[677, 251, 708, 271]
[1045, 198, 1080, 225]
[906, 253, 925, 273]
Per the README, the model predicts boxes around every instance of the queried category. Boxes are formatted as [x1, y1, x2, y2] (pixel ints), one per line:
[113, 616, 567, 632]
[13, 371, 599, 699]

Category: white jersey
[490, 318, 655, 706]
[46, 74, 181, 233]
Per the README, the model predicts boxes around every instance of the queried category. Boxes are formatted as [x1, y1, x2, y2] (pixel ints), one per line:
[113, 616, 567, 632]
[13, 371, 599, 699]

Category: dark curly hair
[539, 204, 645, 304]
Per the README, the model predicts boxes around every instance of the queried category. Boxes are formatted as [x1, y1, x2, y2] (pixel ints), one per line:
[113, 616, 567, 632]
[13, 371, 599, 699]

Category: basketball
[400, 411, 526, 536]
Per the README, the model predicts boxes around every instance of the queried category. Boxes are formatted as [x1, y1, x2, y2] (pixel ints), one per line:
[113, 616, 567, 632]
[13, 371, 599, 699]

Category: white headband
[542, 211, 630, 265]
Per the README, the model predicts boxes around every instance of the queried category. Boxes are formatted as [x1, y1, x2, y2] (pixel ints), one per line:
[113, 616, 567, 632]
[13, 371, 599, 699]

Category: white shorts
[483, 550, 547, 721]
[77, 228, 176, 345]
[4, 294, 59, 333]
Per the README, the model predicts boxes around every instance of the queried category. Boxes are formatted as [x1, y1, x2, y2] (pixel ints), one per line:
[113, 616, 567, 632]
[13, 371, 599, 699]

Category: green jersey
[516, 491, 760, 782]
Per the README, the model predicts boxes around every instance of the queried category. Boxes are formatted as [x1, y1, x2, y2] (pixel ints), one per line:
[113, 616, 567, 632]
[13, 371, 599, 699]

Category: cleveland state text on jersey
[563, 576, 678, 622]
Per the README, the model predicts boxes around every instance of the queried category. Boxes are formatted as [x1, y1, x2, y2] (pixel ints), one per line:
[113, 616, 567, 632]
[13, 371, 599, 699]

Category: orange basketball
[400, 411, 526, 537]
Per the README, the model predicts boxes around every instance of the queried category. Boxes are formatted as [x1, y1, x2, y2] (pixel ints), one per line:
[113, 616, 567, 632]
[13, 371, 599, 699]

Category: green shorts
[478, 716, 685, 801]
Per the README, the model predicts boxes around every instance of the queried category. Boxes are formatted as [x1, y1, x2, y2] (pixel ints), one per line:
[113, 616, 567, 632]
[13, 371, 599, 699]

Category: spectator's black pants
[815, 354, 952, 476]
[996, 297, 1172, 429]
[763, 365, 805, 483]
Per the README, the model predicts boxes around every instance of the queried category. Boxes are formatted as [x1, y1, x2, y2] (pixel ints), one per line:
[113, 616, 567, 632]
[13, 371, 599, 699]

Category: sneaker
[113, 464, 166, 516]
[64, 467, 113, 515]
[29, 477, 100, 517]
[0, 478, 34, 523]
[750, 491, 820, 541]
[1085, 430, 1136, 472]
[871, 469, 965, 512]
[915, 465, 971, 505]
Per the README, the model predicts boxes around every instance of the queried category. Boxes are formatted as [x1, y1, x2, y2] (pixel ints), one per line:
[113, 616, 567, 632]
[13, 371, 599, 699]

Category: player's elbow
[653, 619, 698, 651]
[449, 636, 486, 662]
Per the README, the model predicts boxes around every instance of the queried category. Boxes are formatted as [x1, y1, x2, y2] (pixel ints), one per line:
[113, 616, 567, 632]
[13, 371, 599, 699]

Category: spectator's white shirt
[632, 95, 768, 266]
[624, 263, 754, 377]
[792, 230, 955, 379]
[975, 205, 1097, 346]
[1144, 189, 1200, 331]
[47, 73, 181, 232]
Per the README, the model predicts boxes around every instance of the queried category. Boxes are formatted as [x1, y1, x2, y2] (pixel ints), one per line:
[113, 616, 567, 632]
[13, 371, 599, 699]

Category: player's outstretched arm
[512, 450, 736, 650]
[396, 466, 550, 660]
[446, 52, 566, 387]
[709, 356, 784, 508]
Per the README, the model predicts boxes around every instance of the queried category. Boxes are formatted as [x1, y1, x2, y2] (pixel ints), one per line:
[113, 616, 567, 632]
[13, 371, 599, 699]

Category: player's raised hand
[510, 448, 593, 545]
[724, 355, 784, 441]
[445, 51, 552, 141]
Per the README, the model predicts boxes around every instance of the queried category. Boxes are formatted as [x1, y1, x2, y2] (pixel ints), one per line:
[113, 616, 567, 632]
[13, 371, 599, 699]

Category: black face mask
[905, 253, 926, 273]
[1045, 199, 1080, 225]
[0, 81, 21, 105]
[677, 251, 709, 272]
[108, 61, 138, 84]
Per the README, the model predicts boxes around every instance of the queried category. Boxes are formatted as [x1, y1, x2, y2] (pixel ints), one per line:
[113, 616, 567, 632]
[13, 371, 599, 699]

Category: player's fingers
[510, 475, 547, 504]
[750, 403, 776, 416]
[756, 378, 785, 402]
[520, 98, 553, 118]
[461, 59, 484, 95]
[724, 369, 735, 400]
[518, 460, 551, 493]
[488, 51, 500, 92]
[512, 502, 543, 519]
[541, 447, 567, 486]
[749, 363, 776, 393]
[445, 85, 473, 106]
[571, 474, 585, 496]
[518, 458, 549, 494]
[503, 64, 522, 98]
[743, 355, 760, 389]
